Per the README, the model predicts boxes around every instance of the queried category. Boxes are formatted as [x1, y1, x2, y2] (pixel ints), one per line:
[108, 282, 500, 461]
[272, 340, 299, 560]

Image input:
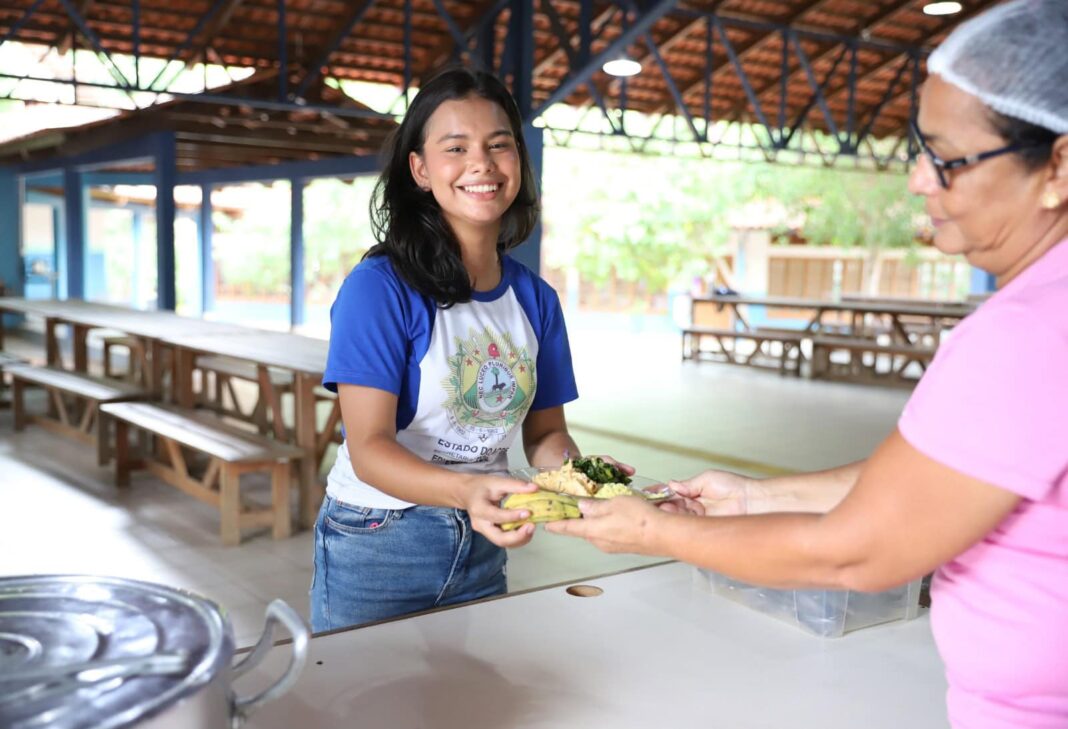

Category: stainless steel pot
[0, 574, 309, 729]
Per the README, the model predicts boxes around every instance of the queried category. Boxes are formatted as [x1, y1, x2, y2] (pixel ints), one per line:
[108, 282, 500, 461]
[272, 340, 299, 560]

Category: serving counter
[239, 562, 948, 729]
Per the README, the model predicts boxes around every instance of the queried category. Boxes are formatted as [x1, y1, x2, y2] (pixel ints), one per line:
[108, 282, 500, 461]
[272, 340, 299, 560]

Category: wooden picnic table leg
[256, 365, 288, 441]
[45, 318, 61, 367]
[890, 315, 912, 344]
[271, 461, 292, 540]
[295, 372, 324, 529]
[730, 304, 751, 331]
[72, 324, 89, 372]
[174, 347, 197, 409]
[804, 308, 824, 333]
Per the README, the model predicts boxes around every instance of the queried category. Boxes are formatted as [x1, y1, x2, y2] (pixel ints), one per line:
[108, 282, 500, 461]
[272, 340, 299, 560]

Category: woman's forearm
[347, 435, 474, 508]
[748, 460, 865, 514]
[524, 429, 579, 469]
[649, 511, 854, 589]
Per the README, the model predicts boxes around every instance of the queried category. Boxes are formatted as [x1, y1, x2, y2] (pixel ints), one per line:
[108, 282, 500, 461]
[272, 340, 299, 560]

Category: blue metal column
[155, 132, 177, 310]
[290, 178, 305, 328]
[199, 183, 214, 314]
[970, 267, 996, 295]
[63, 167, 86, 299]
[511, 124, 542, 274]
[50, 204, 62, 298]
[509, 0, 534, 120]
[0, 167, 22, 296]
[131, 210, 143, 307]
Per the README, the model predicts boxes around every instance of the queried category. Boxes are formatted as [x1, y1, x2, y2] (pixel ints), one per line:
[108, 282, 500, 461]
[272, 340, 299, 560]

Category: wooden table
[695, 295, 975, 344]
[0, 298, 331, 527]
[0, 297, 247, 391]
[237, 562, 949, 729]
[163, 330, 331, 528]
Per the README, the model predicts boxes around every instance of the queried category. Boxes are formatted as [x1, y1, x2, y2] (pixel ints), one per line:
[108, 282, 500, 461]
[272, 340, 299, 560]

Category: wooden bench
[196, 355, 294, 434]
[0, 351, 28, 408]
[99, 402, 306, 545]
[681, 326, 806, 375]
[9, 365, 147, 459]
[810, 336, 936, 386]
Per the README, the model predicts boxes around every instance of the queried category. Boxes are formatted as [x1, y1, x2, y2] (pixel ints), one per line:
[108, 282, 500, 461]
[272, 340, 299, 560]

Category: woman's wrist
[442, 471, 481, 510]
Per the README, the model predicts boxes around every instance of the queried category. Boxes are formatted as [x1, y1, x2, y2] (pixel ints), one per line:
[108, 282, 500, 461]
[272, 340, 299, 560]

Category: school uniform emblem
[443, 328, 535, 440]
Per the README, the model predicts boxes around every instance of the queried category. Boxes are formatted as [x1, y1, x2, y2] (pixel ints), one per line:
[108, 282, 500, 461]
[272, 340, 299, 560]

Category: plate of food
[510, 457, 673, 502]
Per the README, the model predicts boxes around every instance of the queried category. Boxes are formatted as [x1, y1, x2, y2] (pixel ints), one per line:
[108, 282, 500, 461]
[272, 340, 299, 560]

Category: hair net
[927, 0, 1068, 134]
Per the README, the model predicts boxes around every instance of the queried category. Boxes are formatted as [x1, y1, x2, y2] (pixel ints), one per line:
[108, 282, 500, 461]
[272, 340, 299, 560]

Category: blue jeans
[310, 495, 507, 632]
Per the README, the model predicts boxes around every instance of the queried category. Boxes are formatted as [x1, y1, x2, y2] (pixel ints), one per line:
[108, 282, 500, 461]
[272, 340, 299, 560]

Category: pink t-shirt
[899, 239, 1068, 729]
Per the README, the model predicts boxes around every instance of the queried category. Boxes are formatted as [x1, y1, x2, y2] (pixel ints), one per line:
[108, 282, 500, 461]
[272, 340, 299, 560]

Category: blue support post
[131, 210, 143, 307]
[511, 124, 542, 274]
[970, 268, 996, 295]
[509, 0, 534, 120]
[155, 133, 177, 310]
[290, 178, 305, 328]
[0, 167, 23, 297]
[62, 167, 86, 299]
[199, 183, 214, 314]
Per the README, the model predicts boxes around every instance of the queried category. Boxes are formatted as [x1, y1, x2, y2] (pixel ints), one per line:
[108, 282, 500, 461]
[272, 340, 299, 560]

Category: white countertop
[240, 562, 948, 729]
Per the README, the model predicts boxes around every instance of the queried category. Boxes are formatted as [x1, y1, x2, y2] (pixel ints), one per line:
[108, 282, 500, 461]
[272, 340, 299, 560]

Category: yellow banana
[500, 490, 581, 531]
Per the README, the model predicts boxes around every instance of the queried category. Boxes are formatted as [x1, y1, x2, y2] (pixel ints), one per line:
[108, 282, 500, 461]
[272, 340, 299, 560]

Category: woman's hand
[659, 470, 755, 516]
[544, 495, 667, 555]
[459, 475, 541, 548]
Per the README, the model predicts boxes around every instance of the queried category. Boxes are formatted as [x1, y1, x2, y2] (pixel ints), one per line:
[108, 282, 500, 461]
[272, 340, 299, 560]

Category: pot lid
[0, 574, 232, 729]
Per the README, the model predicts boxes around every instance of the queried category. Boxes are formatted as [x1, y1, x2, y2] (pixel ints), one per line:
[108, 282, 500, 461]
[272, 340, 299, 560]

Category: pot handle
[230, 599, 310, 727]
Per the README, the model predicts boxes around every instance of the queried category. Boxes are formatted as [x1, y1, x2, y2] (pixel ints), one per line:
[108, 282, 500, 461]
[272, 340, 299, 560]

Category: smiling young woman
[310, 68, 629, 633]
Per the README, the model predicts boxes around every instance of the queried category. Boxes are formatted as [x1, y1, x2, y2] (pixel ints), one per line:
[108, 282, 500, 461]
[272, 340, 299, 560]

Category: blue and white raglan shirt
[322, 254, 578, 510]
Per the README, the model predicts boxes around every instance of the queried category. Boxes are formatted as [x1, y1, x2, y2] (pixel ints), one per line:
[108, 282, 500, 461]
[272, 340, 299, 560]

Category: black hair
[365, 66, 540, 307]
[988, 109, 1058, 172]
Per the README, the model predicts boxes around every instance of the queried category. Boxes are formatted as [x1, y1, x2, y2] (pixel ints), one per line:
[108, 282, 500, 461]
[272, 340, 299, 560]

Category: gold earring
[1042, 190, 1061, 209]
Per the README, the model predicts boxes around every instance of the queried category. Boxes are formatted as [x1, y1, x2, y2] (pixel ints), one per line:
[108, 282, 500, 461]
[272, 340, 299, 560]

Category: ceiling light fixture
[602, 56, 641, 77]
[923, 2, 963, 16]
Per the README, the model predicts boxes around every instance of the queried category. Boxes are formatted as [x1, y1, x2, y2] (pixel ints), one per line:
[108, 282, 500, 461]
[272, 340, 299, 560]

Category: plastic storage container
[696, 568, 923, 638]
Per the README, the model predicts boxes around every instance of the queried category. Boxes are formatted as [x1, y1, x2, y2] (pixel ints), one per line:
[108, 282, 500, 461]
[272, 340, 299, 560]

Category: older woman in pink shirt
[547, 1, 1068, 727]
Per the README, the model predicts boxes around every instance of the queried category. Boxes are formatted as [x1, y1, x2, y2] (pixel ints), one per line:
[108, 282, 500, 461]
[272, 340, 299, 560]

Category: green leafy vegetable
[568, 456, 631, 486]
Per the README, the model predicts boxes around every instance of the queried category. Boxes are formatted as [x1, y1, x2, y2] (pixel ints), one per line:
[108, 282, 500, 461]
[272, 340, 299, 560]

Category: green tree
[544, 147, 920, 299]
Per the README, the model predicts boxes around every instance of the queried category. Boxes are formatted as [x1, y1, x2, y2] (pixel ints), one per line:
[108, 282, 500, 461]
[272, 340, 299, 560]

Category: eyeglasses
[909, 119, 1042, 189]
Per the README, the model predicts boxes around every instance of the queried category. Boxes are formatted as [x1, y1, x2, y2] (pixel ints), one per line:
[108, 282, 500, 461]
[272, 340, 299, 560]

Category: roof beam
[531, 0, 680, 120]
[145, 0, 240, 90]
[773, 0, 995, 142]
[292, 0, 378, 101]
[415, 0, 507, 82]
[0, 0, 48, 51]
[820, 0, 993, 108]
[186, 0, 245, 64]
[533, 3, 617, 77]
[604, 0, 729, 97]
[655, 0, 834, 115]
[715, 0, 917, 124]
[58, 0, 93, 55]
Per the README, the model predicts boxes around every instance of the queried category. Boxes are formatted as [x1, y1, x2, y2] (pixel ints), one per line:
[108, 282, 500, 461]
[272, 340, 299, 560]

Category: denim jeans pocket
[324, 499, 402, 535]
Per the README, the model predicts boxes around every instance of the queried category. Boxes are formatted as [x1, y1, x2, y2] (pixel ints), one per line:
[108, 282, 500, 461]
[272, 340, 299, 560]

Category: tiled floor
[0, 324, 909, 647]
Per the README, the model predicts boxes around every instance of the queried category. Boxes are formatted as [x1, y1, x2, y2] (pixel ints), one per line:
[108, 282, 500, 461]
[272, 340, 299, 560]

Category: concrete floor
[0, 324, 909, 647]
